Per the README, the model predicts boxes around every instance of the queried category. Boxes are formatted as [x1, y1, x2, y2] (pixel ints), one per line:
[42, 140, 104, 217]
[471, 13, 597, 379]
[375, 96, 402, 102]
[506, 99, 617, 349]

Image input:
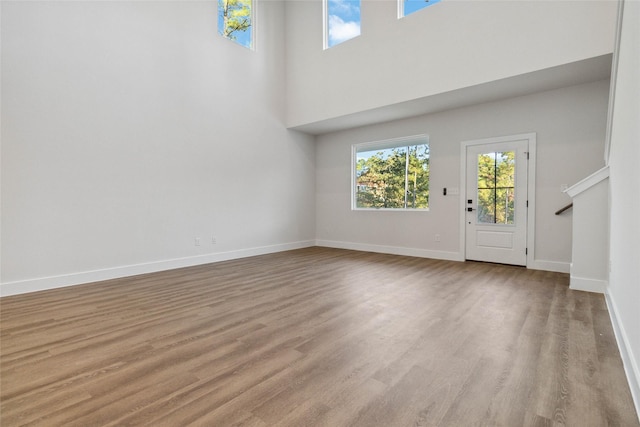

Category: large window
[399, 0, 442, 18]
[218, 0, 254, 49]
[324, 0, 361, 49]
[353, 136, 430, 210]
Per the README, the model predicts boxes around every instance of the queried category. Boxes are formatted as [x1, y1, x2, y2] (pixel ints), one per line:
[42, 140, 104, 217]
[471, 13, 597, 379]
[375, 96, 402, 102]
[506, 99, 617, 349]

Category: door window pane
[477, 189, 495, 223]
[477, 151, 515, 224]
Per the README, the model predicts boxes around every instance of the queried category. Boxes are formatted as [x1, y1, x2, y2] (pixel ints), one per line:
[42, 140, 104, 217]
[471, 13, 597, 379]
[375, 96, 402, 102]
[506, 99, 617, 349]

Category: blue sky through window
[357, 148, 397, 163]
[218, 0, 253, 49]
[233, 28, 253, 49]
[326, 0, 361, 48]
[403, 0, 442, 17]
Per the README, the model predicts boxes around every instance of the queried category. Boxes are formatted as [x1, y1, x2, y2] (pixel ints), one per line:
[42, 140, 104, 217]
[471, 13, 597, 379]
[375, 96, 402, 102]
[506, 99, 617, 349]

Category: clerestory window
[218, 0, 254, 49]
[399, 0, 443, 18]
[324, 0, 361, 49]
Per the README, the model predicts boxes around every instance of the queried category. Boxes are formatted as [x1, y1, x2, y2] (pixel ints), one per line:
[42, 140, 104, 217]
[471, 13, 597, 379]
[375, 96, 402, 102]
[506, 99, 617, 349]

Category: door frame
[459, 133, 537, 267]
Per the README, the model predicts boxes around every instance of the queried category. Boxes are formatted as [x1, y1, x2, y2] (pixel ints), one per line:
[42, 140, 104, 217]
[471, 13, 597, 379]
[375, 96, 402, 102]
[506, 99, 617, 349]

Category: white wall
[607, 0, 640, 414]
[286, 0, 616, 129]
[316, 80, 609, 269]
[569, 175, 609, 293]
[1, 1, 316, 295]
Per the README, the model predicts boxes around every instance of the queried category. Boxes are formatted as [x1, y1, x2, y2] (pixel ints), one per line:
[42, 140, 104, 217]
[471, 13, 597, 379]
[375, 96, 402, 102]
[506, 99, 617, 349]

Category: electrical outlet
[212, 236, 217, 245]
[195, 237, 201, 246]
[435, 234, 441, 242]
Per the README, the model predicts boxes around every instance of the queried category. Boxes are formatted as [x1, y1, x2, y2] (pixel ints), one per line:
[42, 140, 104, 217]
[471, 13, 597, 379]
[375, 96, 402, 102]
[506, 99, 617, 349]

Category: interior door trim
[459, 133, 537, 268]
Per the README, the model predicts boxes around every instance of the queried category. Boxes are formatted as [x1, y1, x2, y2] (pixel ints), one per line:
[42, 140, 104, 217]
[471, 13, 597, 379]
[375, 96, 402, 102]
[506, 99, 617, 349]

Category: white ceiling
[289, 54, 613, 136]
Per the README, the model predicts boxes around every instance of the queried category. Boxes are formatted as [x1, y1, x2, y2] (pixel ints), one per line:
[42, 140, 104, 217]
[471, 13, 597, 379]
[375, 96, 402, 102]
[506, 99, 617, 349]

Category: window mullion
[404, 147, 410, 209]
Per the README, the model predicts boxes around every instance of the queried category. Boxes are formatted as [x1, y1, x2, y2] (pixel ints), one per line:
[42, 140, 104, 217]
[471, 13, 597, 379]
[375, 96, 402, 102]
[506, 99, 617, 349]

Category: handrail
[555, 203, 573, 215]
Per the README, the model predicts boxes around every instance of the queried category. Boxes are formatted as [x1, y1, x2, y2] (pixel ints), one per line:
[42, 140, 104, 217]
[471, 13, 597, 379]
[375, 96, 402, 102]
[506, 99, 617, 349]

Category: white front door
[465, 139, 529, 266]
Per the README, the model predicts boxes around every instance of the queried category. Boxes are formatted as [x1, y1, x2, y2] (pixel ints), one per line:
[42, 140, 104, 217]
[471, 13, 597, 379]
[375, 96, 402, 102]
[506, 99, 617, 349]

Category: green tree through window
[218, 0, 252, 48]
[355, 140, 429, 209]
[477, 151, 515, 224]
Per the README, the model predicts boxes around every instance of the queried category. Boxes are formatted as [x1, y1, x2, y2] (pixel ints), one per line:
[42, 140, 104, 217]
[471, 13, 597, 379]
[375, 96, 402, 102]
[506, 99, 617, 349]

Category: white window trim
[397, 0, 404, 19]
[250, 0, 257, 51]
[323, 0, 329, 50]
[352, 134, 430, 211]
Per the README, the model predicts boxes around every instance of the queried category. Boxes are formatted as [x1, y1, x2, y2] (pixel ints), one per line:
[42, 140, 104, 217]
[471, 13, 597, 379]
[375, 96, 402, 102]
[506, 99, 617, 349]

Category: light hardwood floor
[1, 247, 638, 426]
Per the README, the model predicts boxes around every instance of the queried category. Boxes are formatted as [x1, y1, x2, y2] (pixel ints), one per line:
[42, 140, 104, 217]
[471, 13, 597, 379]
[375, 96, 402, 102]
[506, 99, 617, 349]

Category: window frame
[351, 134, 430, 211]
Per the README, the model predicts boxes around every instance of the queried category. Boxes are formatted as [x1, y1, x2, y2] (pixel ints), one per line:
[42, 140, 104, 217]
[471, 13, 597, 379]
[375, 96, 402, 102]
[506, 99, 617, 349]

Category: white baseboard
[605, 292, 640, 423]
[529, 259, 571, 273]
[315, 241, 574, 273]
[0, 241, 575, 297]
[315, 239, 464, 262]
[0, 240, 316, 298]
[569, 276, 608, 293]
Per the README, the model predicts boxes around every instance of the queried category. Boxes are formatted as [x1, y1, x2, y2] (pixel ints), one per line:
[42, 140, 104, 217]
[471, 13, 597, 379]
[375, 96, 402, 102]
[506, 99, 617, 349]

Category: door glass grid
[477, 151, 515, 224]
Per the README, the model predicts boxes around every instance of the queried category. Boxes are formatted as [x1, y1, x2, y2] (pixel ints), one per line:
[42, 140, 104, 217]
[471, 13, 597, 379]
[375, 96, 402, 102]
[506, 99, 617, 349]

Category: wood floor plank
[1, 247, 638, 426]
